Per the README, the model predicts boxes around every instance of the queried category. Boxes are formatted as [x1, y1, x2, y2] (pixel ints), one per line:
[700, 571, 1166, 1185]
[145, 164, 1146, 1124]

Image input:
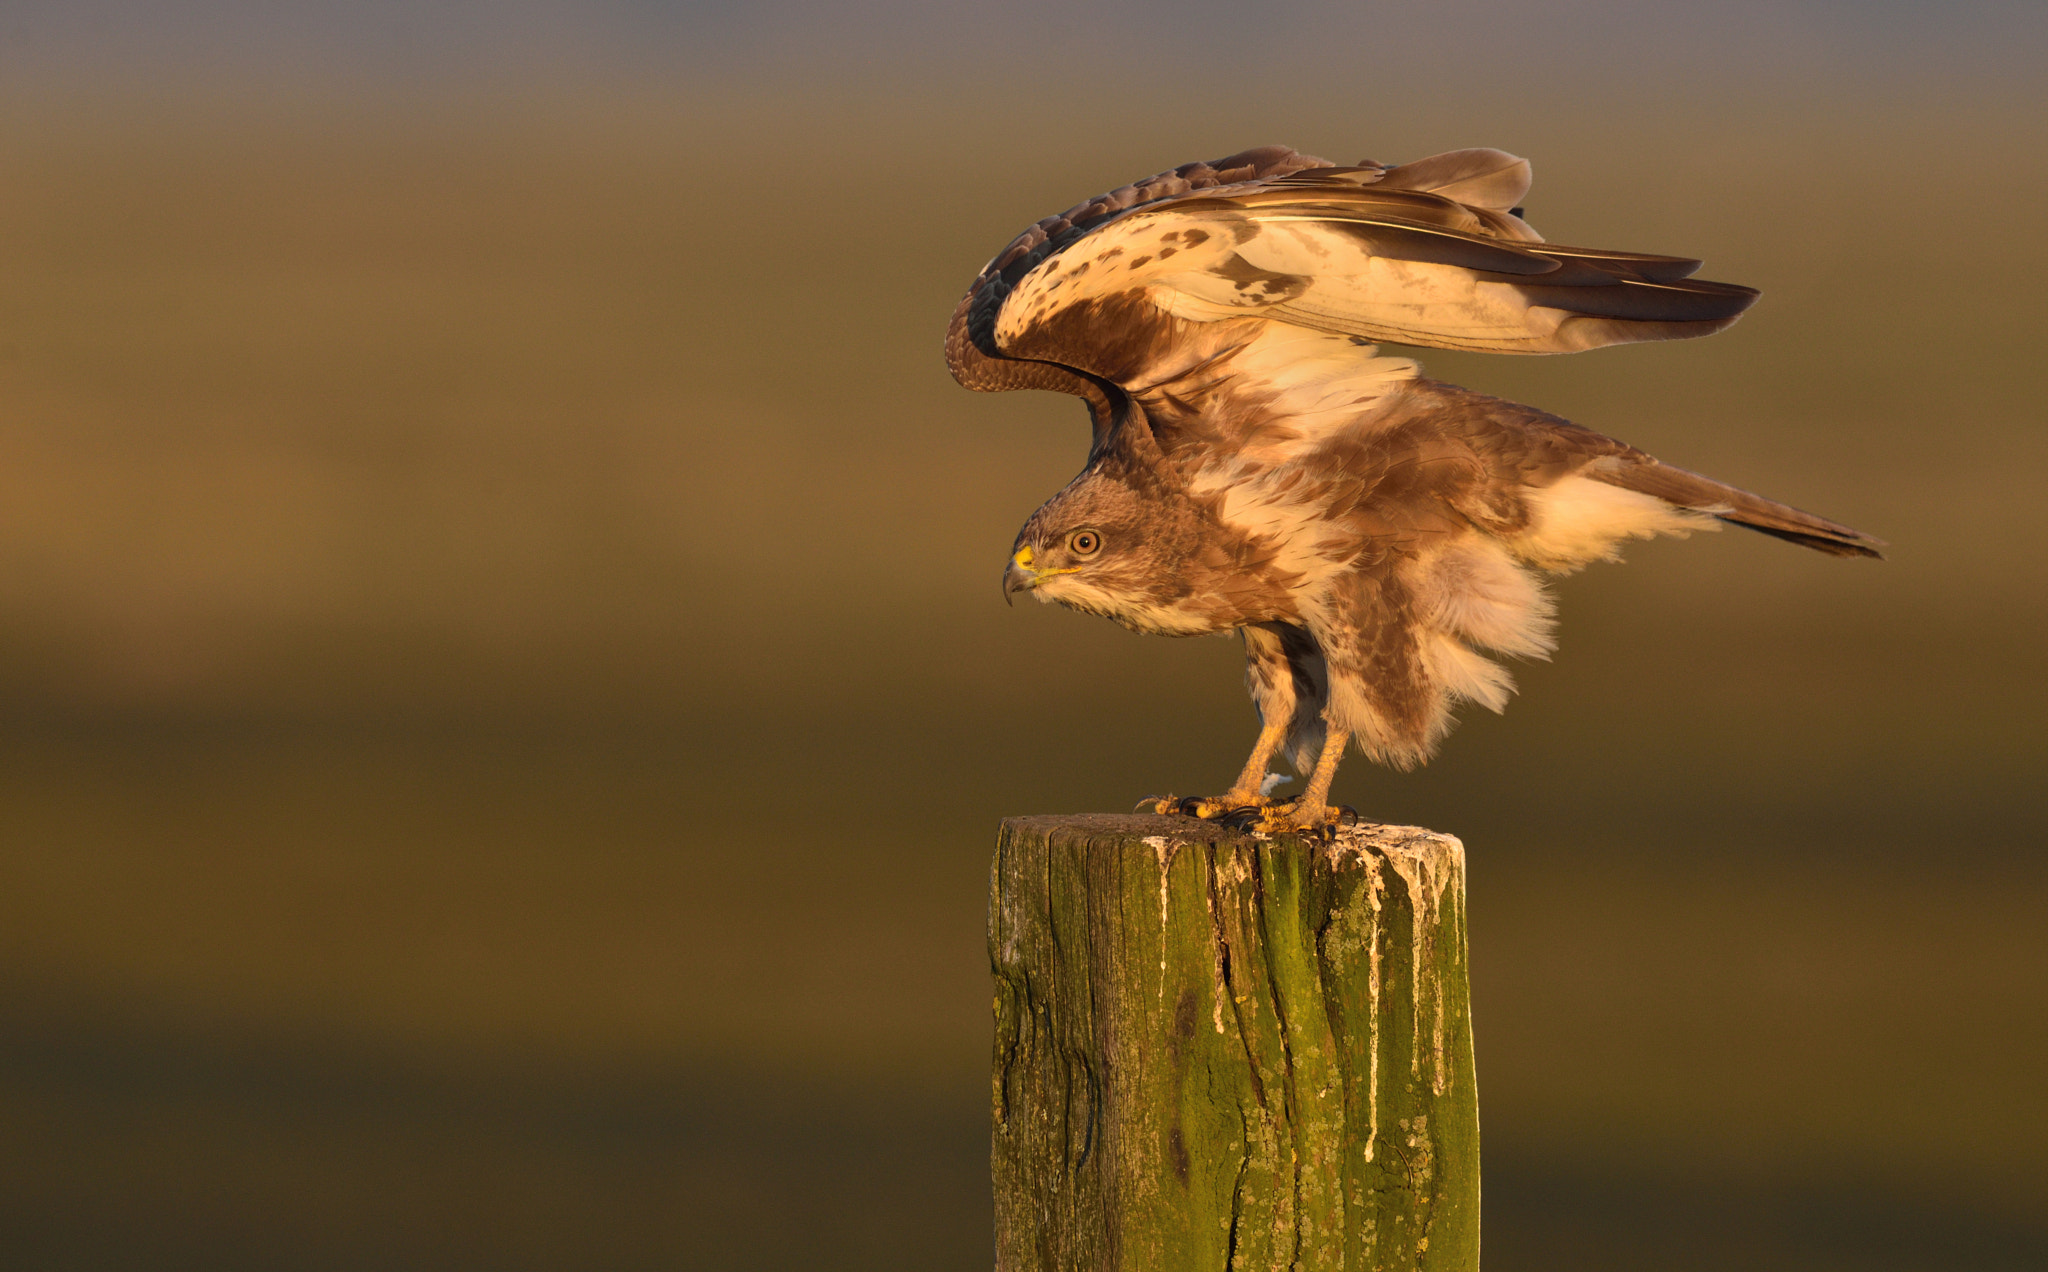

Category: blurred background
[1, 2, 2043, 1268]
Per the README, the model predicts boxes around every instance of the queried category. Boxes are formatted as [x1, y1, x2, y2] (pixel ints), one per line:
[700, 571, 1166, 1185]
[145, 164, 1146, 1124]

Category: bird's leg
[1266, 727, 1354, 832]
[1222, 721, 1291, 805]
[1136, 623, 1316, 826]
[1148, 721, 1290, 819]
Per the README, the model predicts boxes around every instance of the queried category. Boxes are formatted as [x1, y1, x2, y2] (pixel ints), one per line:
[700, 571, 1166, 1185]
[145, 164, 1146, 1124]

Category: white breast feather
[1034, 576, 1223, 637]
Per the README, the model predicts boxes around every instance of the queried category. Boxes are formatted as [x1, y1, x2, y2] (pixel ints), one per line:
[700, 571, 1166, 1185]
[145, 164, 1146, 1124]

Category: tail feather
[1592, 457, 1885, 559]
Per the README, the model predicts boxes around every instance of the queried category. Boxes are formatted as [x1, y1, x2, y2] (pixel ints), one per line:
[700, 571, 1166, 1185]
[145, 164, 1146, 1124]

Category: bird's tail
[1591, 457, 1885, 559]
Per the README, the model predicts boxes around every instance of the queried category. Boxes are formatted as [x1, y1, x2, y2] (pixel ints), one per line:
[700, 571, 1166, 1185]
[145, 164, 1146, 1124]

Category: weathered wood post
[990, 814, 1478, 1271]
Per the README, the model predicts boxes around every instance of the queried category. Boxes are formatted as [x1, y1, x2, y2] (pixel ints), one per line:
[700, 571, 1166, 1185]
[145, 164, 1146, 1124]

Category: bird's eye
[1068, 529, 1102, 557]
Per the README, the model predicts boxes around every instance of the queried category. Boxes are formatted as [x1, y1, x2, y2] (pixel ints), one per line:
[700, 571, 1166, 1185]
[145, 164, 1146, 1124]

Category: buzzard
[946, 145, 1880, 832]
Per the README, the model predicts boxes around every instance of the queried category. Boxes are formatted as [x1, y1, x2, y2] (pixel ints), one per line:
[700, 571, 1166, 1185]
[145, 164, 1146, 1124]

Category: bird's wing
[946, 145, 1757, 452]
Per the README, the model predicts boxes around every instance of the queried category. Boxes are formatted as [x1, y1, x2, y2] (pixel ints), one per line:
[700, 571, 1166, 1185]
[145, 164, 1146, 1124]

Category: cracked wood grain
[990, 815, 1478, 1272]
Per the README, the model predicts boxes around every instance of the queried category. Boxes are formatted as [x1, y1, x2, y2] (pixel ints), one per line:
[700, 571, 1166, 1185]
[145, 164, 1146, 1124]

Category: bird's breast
[1039, 573, 1247, 637]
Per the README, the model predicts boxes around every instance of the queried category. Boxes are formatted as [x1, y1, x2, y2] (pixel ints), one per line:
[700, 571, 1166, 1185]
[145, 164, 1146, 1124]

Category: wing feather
[948, 144, 1760, 438]
[1373, 148, 1534, 211]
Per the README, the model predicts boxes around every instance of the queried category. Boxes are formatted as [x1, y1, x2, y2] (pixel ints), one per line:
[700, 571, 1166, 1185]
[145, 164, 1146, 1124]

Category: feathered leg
[1140, 624, 1325, 822]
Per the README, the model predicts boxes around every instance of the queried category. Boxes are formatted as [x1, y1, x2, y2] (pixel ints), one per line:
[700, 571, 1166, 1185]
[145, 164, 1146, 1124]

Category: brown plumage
[950, 144, 1881, 831]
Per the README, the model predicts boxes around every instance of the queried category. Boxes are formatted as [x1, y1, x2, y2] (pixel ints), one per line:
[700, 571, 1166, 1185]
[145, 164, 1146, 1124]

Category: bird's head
[1003, 472, 1154, 615]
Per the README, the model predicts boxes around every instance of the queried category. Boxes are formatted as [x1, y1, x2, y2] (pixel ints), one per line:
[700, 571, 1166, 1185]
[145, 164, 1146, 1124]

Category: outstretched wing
[945, 145, 1758, 448]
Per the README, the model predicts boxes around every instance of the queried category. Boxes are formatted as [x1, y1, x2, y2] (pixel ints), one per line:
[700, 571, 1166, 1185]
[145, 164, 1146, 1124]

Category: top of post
[999, 813, 1464, 875]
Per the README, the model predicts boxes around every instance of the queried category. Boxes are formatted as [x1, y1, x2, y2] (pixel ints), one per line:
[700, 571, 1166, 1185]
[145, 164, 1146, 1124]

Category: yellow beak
[1003, 544, 1081, 605]
[1002, 546, 1035, 605]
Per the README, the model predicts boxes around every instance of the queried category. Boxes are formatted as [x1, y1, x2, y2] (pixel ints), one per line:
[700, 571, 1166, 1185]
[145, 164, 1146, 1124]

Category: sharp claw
[1140, 794, 1293, 827]
[1336, 805, 1360, 825]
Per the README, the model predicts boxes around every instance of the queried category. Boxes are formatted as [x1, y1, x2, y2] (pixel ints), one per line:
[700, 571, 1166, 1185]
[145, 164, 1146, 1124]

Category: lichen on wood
[990, 814, 1478, 1272]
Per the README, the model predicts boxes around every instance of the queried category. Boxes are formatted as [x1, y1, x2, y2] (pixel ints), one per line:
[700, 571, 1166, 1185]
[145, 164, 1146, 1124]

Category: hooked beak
[1002, 546, 1035, 606]
[1002, 542, 1083, 604]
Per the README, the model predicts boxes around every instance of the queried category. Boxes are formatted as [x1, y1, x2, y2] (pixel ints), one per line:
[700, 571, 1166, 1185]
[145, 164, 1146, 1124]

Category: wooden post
[989, 814, 1479, 1272]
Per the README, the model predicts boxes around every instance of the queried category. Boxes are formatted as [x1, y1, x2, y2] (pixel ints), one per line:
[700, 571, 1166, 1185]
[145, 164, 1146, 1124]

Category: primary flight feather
[947, 144, 1880, 832]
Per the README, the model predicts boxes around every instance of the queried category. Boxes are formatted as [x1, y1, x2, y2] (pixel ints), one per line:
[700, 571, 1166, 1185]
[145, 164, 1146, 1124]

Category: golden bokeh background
[0, 8, 2043, 1266]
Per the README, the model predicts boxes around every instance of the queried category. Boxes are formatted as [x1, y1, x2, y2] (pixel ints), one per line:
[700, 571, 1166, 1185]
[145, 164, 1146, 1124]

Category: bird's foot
[1253, 801, 1362, 841]
[1137, 792, 1361, 837]
[1135, 792, 1274, 828]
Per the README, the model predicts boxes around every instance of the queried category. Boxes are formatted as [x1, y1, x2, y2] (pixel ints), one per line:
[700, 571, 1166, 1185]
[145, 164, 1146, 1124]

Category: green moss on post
[990, 814, 1479, 1272]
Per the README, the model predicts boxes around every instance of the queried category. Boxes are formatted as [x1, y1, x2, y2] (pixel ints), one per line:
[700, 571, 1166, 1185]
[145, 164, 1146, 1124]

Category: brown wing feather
[1370, 382, 1885, 559]
[946, 145, 1331, 373]
[1590, 457, 1886, 558]
[1206, 186, 1757, 337]
[949, 142, 1761, 411]
[944, 145, 1333, 450]
[1372, 147, 1535, 211]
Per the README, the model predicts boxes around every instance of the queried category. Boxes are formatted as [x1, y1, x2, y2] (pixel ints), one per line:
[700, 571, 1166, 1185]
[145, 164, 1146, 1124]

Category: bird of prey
[946, 144, 1880, 832]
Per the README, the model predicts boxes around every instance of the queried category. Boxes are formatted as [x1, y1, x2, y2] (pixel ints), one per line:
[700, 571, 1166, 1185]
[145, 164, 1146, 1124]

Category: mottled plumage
[948, 144, 1880, 830]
